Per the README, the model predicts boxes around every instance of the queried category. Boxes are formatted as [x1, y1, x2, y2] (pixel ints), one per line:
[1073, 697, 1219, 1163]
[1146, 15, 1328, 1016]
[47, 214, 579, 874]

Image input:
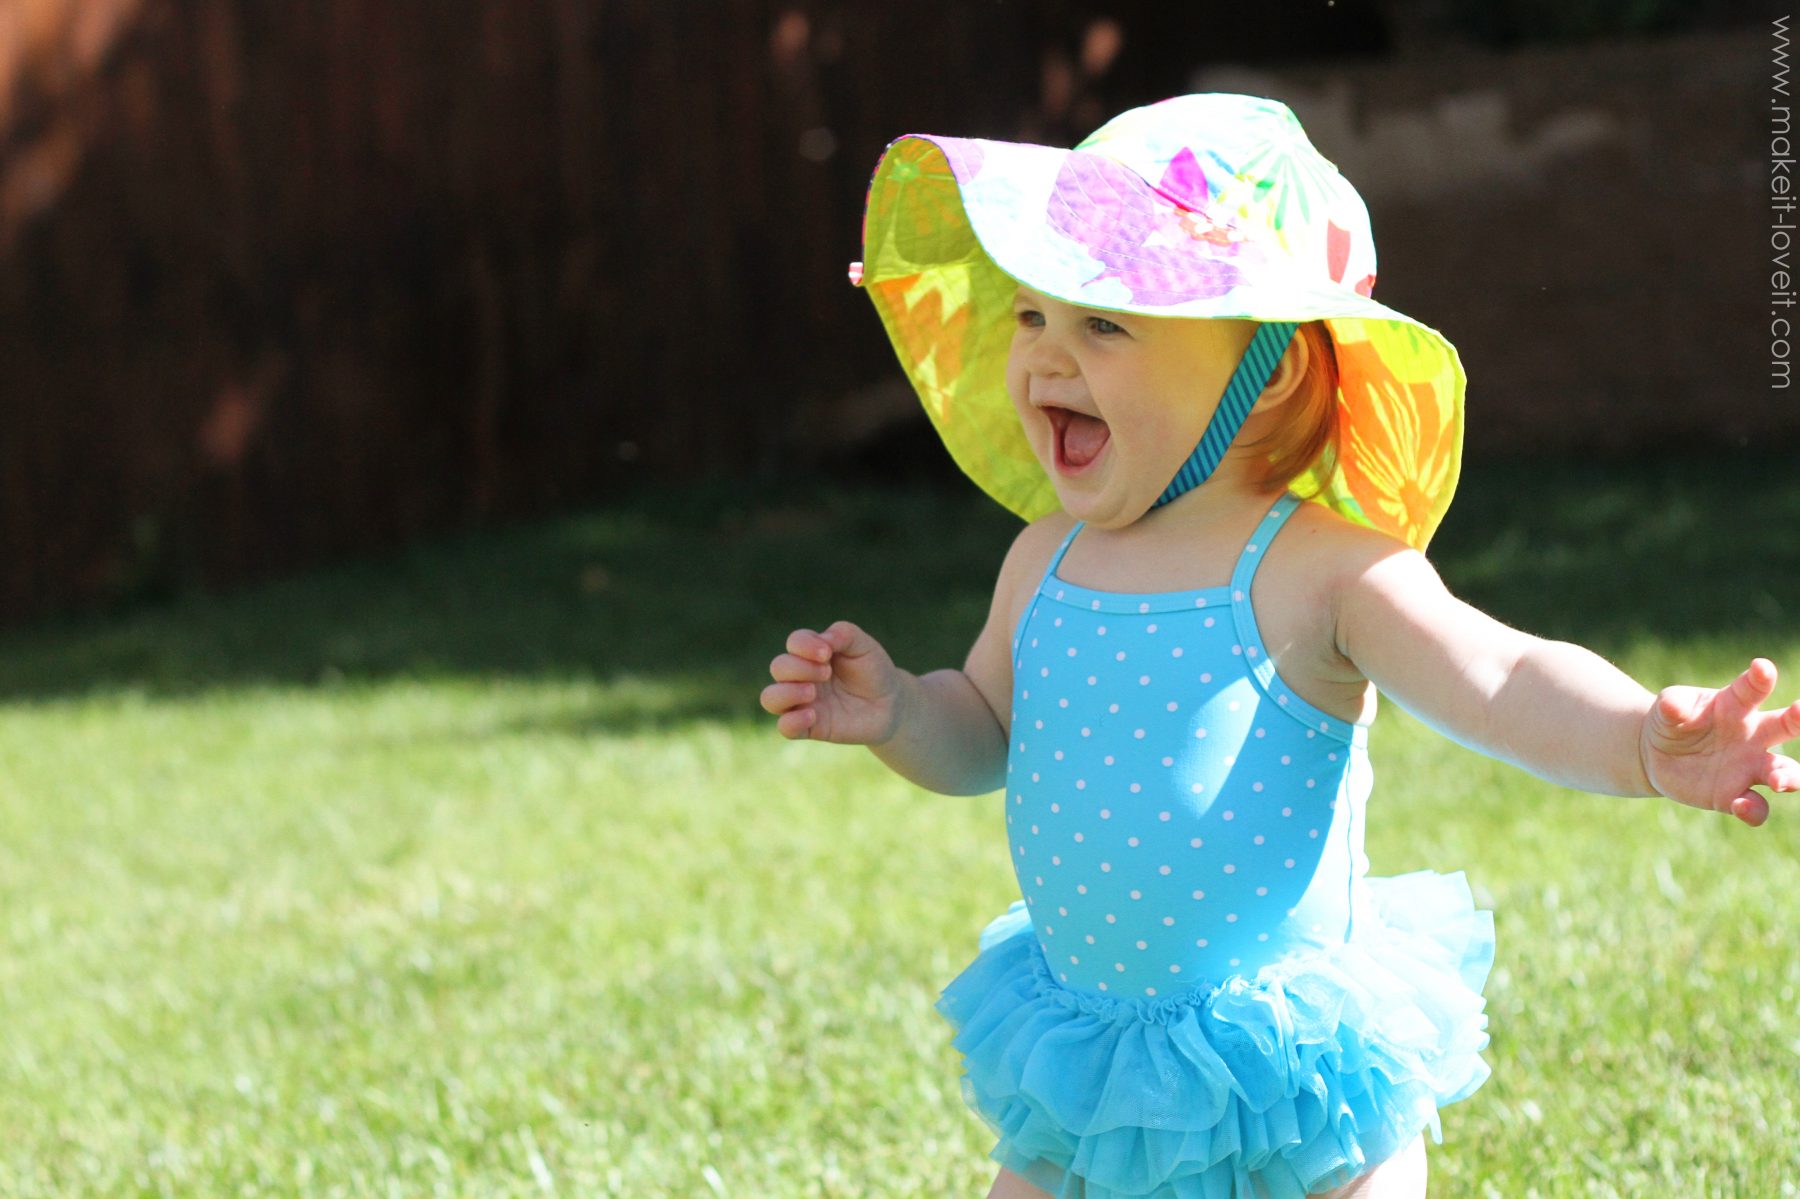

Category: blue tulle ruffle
[936, 869, 1494, 1198]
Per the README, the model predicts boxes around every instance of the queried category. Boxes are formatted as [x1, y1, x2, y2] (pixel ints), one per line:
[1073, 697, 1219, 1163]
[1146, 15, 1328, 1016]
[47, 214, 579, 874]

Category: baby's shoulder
[972, 509, 1075, 631]
[1017, 508, 1079, 557]
[1268, 499, 1419, 587]
[994, 509, 1078, 596]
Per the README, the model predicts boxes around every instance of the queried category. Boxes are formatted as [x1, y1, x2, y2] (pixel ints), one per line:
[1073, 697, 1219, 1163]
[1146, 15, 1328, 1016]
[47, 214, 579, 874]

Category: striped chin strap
[1151, 321, 1297, 509]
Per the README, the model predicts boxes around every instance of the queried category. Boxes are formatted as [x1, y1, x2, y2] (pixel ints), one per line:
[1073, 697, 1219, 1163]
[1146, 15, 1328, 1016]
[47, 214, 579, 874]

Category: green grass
[1, 453, 1797, 1198]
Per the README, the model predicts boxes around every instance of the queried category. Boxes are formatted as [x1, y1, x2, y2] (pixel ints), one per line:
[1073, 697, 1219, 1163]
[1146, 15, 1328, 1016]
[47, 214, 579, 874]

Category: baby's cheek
[1011, 399, 1048, 452]
[1002, 359, 1032, 406]
[1119, 423, 1183, 481]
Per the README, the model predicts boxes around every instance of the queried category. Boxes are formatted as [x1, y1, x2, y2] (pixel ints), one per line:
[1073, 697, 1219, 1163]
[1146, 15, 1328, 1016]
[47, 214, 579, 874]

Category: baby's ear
[1255, 331, 1311, 412]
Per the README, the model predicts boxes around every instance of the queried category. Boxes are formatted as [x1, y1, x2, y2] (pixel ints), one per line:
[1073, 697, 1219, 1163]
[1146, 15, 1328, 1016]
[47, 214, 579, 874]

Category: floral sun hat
[852, 93, 1465, 551]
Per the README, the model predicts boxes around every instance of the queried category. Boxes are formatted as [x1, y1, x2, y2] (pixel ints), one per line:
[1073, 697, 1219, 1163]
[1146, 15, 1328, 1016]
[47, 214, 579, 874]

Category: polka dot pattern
[1003, 493, 1372, 996]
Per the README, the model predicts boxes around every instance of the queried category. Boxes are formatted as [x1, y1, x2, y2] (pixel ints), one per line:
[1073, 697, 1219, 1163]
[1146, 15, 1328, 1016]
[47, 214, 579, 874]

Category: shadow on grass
[1428, 452, 1796, 647]
[0, 450, 1792, 734]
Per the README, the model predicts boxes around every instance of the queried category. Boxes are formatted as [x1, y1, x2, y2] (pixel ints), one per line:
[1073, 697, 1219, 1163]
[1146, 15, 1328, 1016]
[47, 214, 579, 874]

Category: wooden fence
[0, 1, 1776, 623]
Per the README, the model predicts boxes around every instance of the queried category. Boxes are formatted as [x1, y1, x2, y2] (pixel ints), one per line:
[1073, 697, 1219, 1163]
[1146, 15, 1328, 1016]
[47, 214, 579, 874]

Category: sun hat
[850, 93, 1465, 551]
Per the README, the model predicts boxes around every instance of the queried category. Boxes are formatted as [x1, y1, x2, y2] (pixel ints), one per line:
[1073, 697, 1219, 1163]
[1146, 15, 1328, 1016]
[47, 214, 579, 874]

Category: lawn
[1, 454, 1796, 1198]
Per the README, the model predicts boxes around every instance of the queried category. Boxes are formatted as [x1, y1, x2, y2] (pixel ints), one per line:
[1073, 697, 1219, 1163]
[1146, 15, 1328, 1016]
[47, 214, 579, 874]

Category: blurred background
[6, 6, 1800, 1196]
[0, 0, 1788, 626]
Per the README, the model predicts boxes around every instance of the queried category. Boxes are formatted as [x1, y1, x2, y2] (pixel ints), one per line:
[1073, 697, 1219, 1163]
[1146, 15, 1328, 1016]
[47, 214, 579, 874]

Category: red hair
[1243, 321, 1339, 491]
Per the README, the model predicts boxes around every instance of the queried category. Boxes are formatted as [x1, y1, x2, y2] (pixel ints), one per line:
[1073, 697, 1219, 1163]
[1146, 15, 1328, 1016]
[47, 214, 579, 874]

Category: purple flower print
[939, 139, 985, 182]
[1046, 151, 1259, 305]
[1152, 147, 1211, 210]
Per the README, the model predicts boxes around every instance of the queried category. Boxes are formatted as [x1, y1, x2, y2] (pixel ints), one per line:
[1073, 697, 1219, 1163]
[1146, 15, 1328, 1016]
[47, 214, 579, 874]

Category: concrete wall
[1193, 29, 1789, 454]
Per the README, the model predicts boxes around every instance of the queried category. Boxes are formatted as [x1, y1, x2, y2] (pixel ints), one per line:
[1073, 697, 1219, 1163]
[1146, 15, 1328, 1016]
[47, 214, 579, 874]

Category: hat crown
[1074, 94, 1377, 297]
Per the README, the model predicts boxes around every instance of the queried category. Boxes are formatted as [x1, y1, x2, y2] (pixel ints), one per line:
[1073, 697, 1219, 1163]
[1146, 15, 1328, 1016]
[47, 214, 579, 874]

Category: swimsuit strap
[1044, 520, 1084, 580]
[1226, 491, 1366, 746]
[1151, 322, 1298, 509]
[1011, 520, 1086, 662]
[1229, 491, 1304, 597]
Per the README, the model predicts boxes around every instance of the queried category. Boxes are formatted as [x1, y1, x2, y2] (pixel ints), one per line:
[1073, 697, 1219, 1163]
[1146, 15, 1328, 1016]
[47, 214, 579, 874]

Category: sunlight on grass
[1, 457, 1796, 1197]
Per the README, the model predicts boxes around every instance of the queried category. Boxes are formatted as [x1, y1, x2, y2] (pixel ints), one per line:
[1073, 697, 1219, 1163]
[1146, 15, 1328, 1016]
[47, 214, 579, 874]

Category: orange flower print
[1333, 335, 1455, 548]
[870, 141, 979, 256]
[869, 273, 973, 425]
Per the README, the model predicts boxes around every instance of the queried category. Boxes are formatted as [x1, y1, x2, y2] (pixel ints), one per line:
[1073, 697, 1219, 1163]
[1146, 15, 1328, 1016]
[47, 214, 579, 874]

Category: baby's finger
[1725, 658, 1778, 716]
[1653, 686, 1704, 732]
[760, 680, 818, 715]
[1759, 750, 1800, 793]
[769, 651, 831, 683]
[776, 706, 819, 739]
[1754, 698, 1800, 749]
[822, 619, 877, 660]
[1728, 789, 1771, 827]
[786, 627, 835, 664]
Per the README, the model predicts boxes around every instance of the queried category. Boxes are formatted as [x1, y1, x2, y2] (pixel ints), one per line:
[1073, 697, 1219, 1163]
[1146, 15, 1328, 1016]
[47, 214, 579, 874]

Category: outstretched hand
[1640, 658, 1800, 826]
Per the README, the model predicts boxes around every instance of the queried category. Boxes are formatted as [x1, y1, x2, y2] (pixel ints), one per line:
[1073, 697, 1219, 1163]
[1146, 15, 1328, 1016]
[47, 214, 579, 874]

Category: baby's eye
[1088, 316, 1125, 335]
[1014, 308, 1045, 328]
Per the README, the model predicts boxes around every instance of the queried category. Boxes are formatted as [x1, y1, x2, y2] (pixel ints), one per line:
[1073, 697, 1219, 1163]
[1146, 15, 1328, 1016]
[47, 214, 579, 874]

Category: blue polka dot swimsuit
[935, 492, 1497, 1199]
[1007, 492, 1369, 997]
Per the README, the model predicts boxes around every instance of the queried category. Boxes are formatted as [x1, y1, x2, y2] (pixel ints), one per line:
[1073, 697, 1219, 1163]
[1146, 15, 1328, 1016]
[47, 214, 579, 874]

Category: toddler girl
[761, 94, 1798, 1198]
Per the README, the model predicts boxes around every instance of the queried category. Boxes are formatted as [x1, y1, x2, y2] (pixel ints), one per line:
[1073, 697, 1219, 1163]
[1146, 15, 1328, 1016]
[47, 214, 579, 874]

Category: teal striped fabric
[1153, 321, 1297, 508]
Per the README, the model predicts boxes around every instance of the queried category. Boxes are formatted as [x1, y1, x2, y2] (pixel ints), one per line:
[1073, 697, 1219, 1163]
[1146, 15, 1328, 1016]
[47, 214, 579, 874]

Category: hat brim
[859, 133, 1465, 552]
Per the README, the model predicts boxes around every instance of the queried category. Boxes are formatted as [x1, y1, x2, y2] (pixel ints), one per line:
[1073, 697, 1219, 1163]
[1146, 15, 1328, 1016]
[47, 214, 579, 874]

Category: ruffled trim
[936, 870, 1494, 1198]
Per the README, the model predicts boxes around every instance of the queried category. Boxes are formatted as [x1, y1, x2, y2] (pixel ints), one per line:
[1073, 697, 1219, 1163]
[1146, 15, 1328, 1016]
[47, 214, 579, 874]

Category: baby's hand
[1640, 658, 1800, 826]
[762, 620, 908, 745]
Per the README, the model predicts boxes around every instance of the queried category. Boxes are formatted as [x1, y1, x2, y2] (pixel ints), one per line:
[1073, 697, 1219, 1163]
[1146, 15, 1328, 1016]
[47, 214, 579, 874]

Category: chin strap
[1151, 321, 1297, 509]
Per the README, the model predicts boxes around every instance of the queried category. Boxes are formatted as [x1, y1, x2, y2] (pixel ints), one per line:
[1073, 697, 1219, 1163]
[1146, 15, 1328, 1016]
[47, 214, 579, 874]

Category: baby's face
[1005, 288, 1256, 527]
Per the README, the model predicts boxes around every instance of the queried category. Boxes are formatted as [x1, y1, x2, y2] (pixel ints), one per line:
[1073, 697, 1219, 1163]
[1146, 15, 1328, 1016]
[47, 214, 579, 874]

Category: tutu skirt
[936, 870, 1494, 1198]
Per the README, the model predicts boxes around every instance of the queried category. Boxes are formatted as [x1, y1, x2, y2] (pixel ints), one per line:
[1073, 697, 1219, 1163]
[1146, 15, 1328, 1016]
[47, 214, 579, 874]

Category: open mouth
[1045, 405, 1111, 476]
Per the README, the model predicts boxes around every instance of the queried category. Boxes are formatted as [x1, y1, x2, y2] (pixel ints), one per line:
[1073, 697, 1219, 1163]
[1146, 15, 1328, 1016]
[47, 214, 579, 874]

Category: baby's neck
[1130, 465, 1284, 539]
[1056, 473, 1287, 596]
[1065, 475, 1281, 580]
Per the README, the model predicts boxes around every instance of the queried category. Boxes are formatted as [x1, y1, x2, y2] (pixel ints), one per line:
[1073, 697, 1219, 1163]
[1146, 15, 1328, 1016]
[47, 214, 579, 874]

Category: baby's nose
[1022, 337, 1077, 377]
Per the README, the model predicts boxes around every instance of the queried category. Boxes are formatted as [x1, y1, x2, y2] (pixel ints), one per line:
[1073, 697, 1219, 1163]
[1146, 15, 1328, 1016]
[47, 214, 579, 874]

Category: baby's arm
[1333, 538, 1800, 823]
[762, 518, 1063, 796]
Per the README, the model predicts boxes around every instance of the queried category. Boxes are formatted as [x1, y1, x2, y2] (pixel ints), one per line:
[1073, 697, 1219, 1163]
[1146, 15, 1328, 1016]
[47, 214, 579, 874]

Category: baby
[762, 95, 1797, 1199]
